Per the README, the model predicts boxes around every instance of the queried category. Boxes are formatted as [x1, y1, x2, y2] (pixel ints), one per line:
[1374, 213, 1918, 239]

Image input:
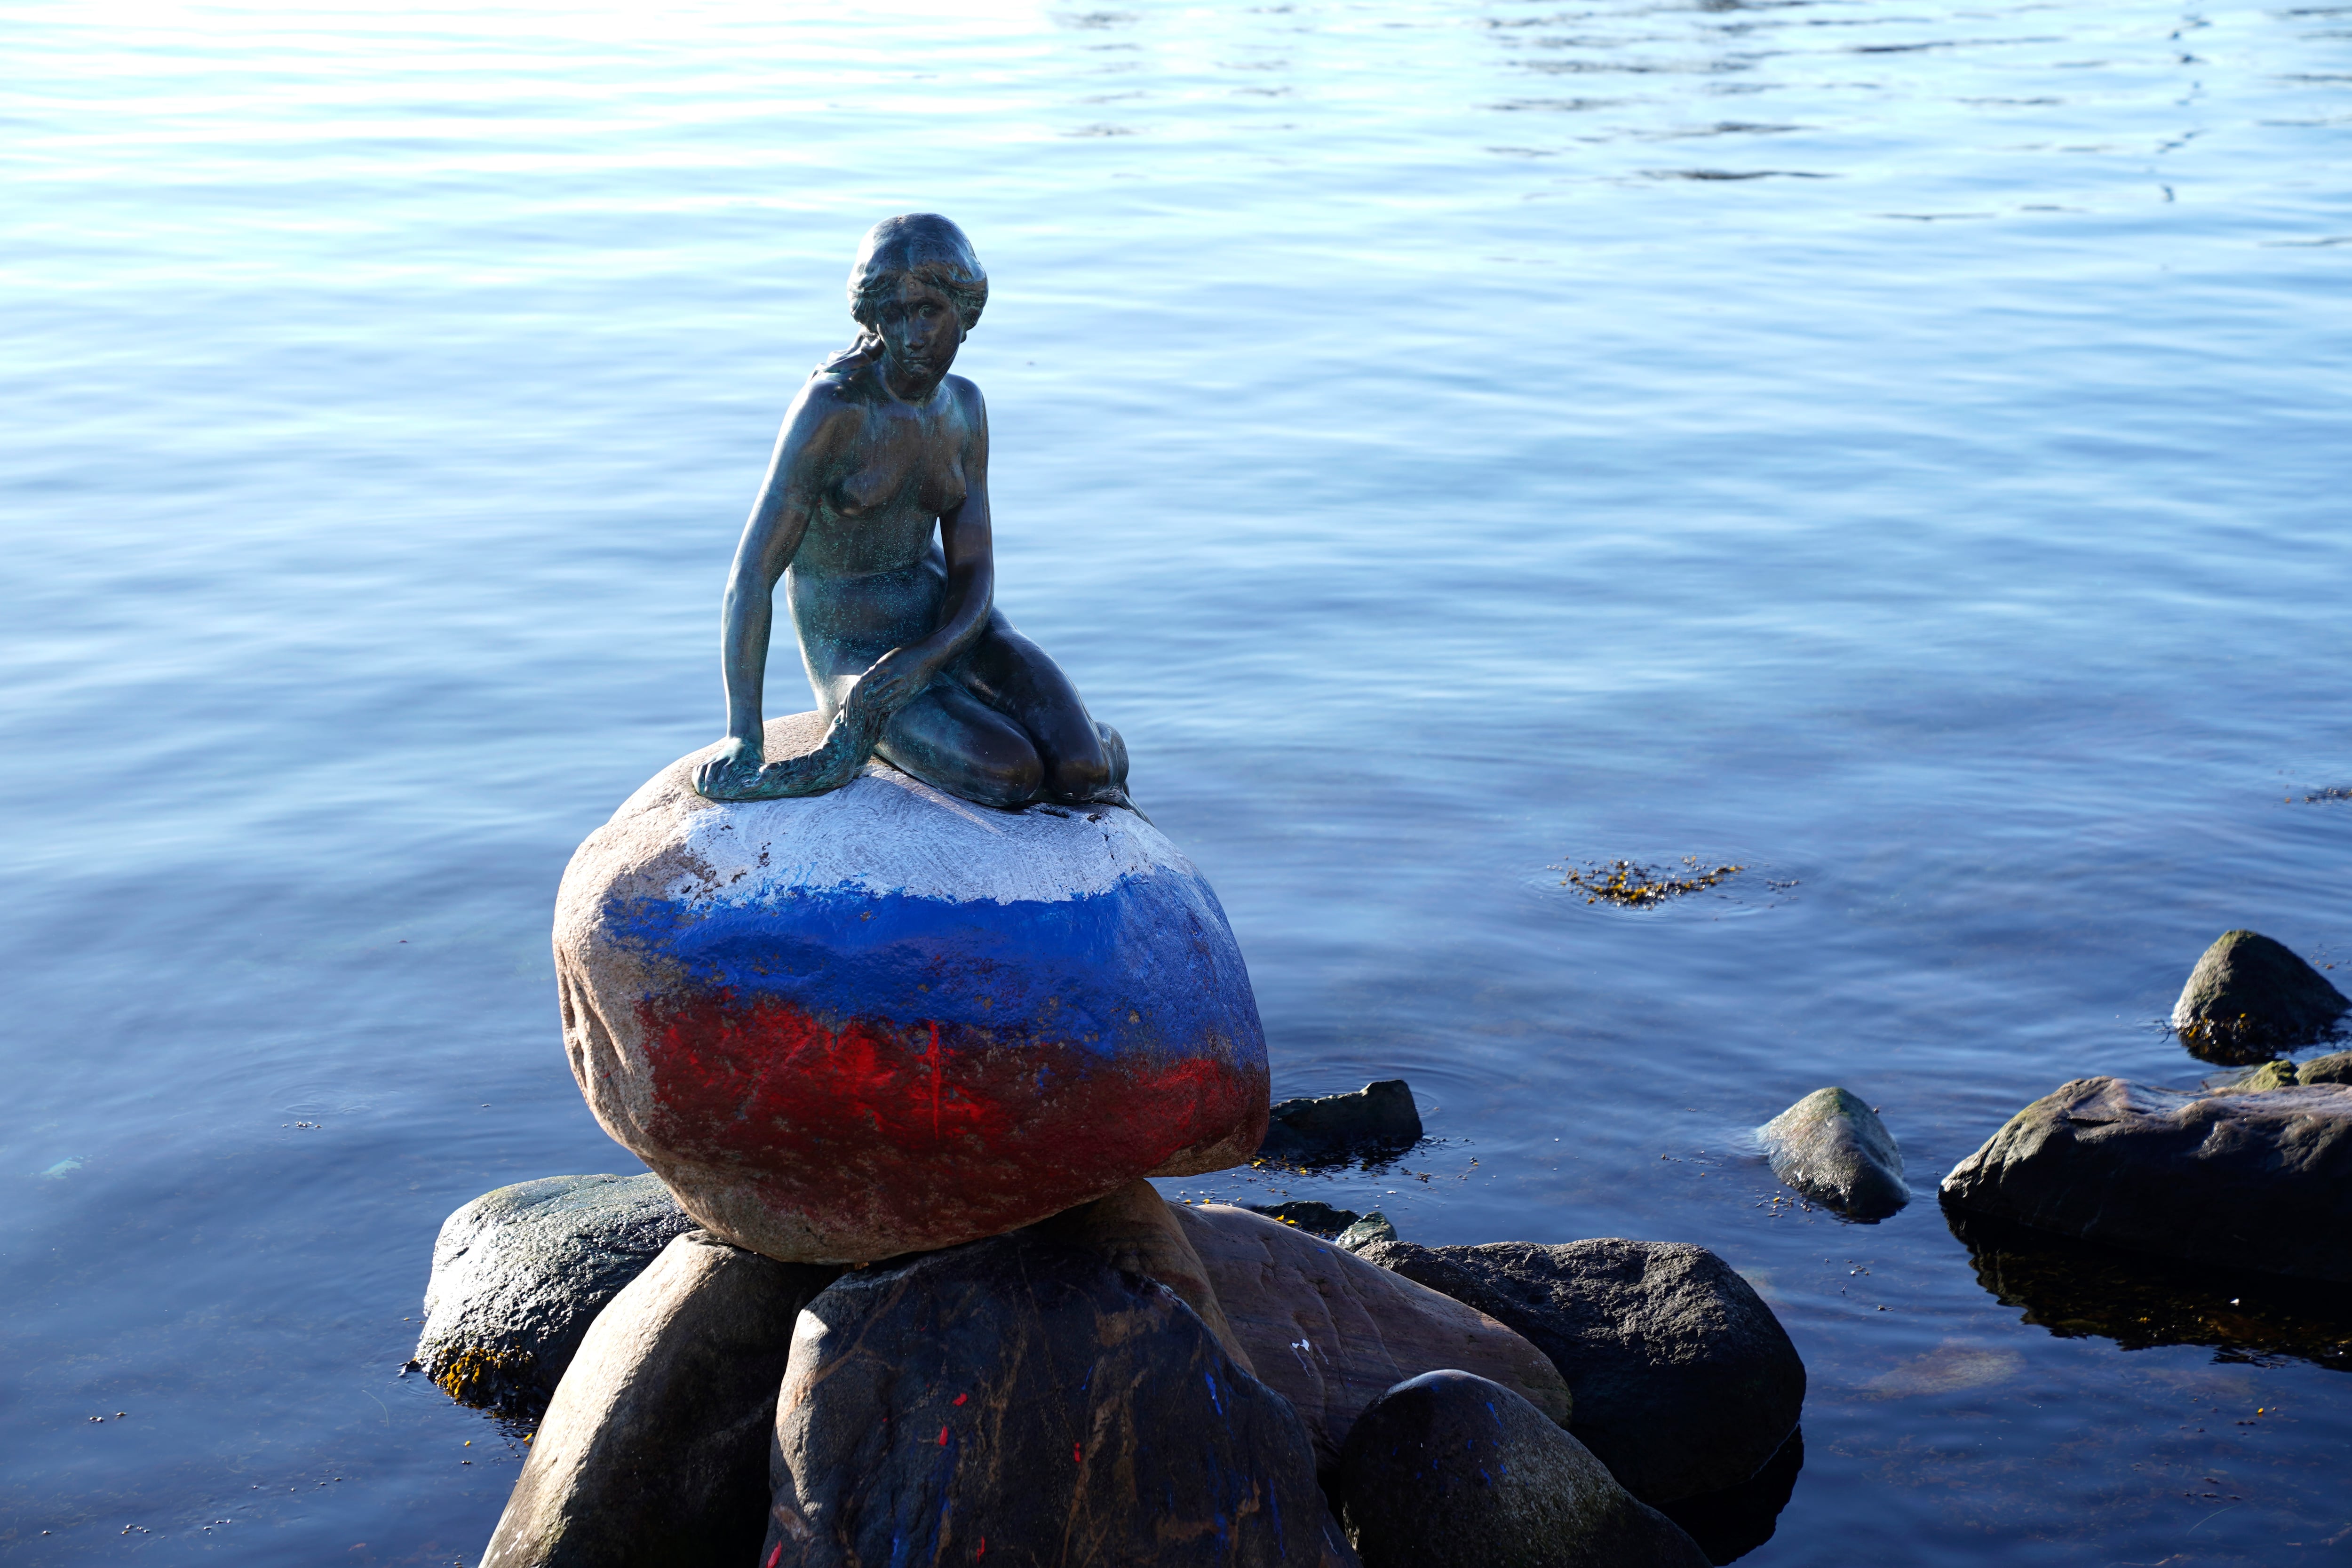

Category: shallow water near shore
[3, 0, 2349, 1560]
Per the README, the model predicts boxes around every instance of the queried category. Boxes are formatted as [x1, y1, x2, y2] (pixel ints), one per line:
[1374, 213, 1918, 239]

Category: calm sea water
[4, 0, 2348, 1561]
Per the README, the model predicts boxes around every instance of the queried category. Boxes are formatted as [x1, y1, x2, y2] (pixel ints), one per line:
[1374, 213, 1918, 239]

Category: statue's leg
[874, 679, 1043, 809]
[954, 614, 1118, 803]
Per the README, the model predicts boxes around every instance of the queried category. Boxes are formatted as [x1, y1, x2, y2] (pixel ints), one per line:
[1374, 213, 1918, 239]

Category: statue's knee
[967, 742, 1042, 808]
[1044, 752, 1109, 804]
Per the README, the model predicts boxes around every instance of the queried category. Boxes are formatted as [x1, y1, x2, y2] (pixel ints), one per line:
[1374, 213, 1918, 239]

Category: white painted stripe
[667, 762, 1192, 908]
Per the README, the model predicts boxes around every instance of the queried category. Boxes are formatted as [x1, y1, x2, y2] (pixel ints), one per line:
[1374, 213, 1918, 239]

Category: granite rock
[554, 713, 1270, 1264]
[416, 1173, 692, 1411]
[1335, 1212, 1398, 1251]
[481, 1230, 838, 1568]
[1333, 1370, 1710, 1568]
[1259, 1080, 1422, 1164]
[2171, 929, 2348, 1064]
[1939, 1075, 2352, 1283]
[763, 1227, 1356, 1567]
[1757, 1087, 1908, 1219]
[1174, 1202, 1571, 1471]
[1354, 1238, 1804, 1503]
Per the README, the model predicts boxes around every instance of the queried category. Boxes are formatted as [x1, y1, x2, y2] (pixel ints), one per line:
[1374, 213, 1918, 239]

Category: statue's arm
[708, 392, 835, 771]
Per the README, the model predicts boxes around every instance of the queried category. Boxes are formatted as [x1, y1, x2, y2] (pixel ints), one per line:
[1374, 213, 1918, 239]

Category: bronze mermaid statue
[692, 214, 1132, 811]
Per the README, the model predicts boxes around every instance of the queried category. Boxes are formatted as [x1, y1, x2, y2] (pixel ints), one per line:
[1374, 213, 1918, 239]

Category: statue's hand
[693, 735, 766, 801]
[848, 646, 937, 719]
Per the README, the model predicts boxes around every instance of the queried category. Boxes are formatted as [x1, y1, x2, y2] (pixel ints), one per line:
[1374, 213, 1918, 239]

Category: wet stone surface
[416, 1173, 693, 1414]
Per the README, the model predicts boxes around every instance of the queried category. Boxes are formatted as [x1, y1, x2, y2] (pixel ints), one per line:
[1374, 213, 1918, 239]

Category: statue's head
[847, 214, 988, 334]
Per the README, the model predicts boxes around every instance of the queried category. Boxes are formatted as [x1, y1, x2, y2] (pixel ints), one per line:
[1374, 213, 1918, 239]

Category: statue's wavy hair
[850, 214, 987, 330]
[818, 214, 987, 378]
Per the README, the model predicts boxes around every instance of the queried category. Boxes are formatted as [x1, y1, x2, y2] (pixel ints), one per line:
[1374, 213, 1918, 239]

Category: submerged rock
[1259, 1080, 1423, 1164]
[1355, 1238, 1804, 1504]
[1174, 1202, 1571, 1471]
[2171, 929, 2349, 1064]
[763, 1227, 1354, 1567]
[1332, 1370, 1709, 1568]
[481, 1231, 838, 1568]
[1335, 1212, 1398, 1251]
[1756, 1087, 1908, 1218]
[416, 1173, 692, 1412]
[1939, 1075, 2352, 1283]
[554, 713, 1270, 1264]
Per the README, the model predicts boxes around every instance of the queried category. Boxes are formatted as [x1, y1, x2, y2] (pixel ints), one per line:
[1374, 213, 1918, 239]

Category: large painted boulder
[554, 714, 1269, 1264]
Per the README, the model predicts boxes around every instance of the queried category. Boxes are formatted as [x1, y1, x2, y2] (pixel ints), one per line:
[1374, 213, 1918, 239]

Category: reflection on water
[1947, 1206, 2352, 1373]
[1656, 1428, 1804, 1566]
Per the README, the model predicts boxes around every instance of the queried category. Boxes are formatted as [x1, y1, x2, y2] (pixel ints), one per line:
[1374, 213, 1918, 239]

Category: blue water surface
[2, 0, 2348, 1561]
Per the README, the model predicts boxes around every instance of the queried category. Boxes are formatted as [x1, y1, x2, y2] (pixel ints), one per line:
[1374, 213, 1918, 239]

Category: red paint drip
[977, 1540, 985, 1560]
[953, 1392, 968, 1406]
[1073, 1443, 1083, 1465]
[765, 1545, 781, 1568]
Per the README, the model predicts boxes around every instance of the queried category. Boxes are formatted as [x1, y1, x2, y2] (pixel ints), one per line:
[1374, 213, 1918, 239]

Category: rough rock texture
[1259, 1080, 1422, 1164]
[2171, 929, 2349, 1064]
[1355, 1239, 1804, 1504]
[416, 1173, 693, 1411]
[1333, 1371, 1710, 1568]
[1174, 1202, 1571, 1471]
[1244, 1200, 1362, 1238]
[1757, 1087, 1908, 1218]
[1335, 1212, 1398, 1251]
[481, 1231, 838, 1568]
[1939, 1075, 2352, 1283]
[555, 712, 1270, 1264]
[763, 1228, 1358, 1568]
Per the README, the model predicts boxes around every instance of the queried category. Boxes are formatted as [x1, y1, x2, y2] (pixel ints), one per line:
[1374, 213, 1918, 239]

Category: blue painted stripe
[603, 866, 1263, 1067]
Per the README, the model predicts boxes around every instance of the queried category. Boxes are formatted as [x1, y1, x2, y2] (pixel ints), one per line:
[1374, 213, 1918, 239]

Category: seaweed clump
[1558, 856, 1745, 907]
[431, 1345, 544, 1417]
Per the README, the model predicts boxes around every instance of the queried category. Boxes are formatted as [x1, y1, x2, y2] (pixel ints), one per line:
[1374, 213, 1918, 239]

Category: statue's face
[871, 274, 961, 387]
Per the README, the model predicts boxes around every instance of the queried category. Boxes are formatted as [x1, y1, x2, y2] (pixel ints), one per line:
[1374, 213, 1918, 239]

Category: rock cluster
[453, 743, 1810, 1563]
[1938, 927, 2352, 1300]
[435, 1178, 1798, 1566]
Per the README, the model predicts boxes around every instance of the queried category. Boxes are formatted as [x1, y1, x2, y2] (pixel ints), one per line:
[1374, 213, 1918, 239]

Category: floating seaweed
[1556, 856, 1746, 907]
